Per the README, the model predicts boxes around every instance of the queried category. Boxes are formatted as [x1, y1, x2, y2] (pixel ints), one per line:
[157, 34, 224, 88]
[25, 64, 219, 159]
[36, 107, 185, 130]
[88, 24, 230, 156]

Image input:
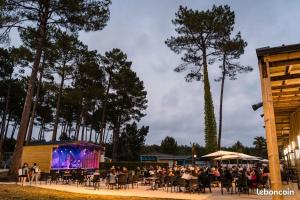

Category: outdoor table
[63, 174, 72, 184]
[145, 177, 159, 190]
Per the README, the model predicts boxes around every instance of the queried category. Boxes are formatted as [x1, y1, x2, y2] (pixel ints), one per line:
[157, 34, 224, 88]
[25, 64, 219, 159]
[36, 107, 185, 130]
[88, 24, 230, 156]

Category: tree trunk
[0, 77, 12, 162]
[218, 54, 226, 150]
[80, 103, 86, 141]
[99, 76, 111, 144]
[9, 6, 48, 175]
[0, 78, 11, 145]
[89, 126, 92, 142]
[75, 117, 80, 141]
[203, 50, 218, 153]
[112, 113, 121, 162]
[112, 127, 118, 162]
[52, 68, 65, 141]
[68, 122, 72, 138]
[10, 121, 18, 140]
[4, 112, 12, 140]
[26, 58, 45, 144]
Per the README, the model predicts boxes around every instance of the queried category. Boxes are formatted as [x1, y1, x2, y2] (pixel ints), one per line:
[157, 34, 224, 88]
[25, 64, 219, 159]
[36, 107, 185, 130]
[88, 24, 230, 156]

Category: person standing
[21, 163, 29, 185]
[30, 163, 40, 184]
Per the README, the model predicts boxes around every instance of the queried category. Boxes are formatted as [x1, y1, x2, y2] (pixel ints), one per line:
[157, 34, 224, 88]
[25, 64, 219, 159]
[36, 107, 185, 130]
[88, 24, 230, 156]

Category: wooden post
[258, 59, 283, 200]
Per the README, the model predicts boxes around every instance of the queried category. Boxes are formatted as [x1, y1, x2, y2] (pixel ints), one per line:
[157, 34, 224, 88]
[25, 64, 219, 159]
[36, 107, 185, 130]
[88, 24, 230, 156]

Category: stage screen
[51, 145, 99, 169]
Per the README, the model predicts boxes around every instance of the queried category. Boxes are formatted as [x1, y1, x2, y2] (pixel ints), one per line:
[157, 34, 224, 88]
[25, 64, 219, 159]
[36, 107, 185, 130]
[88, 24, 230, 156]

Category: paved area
[1, 182, 299, 200]
[17, 182, 272, 200]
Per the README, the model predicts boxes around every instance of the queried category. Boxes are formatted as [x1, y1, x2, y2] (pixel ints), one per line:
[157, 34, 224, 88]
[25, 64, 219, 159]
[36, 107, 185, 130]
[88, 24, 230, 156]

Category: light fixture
[252, 102, 263, 111]
[288, 145, 292, 153]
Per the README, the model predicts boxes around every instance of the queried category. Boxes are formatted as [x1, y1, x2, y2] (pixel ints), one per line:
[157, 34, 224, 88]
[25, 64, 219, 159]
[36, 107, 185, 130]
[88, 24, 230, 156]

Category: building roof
[256, 43, 300, 57]
[140, 153, 191, 160]
[256, 43, 300, 146]
[25, 141, 103, 149]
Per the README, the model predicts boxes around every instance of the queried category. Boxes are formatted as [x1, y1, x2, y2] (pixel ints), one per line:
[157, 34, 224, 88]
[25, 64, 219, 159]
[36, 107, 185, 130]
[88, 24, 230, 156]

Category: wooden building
[21, 141, 103, 172]
[257, 44, 300, 200]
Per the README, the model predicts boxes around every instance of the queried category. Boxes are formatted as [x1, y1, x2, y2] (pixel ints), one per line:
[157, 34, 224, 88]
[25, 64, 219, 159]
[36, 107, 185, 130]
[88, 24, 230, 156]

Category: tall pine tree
[166, 5, 234, 152]
[0, 0, 111, 175]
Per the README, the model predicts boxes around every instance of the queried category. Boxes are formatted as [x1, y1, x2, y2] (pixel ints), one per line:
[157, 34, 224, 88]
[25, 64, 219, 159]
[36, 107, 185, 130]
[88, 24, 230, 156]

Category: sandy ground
[16, 182, 272, 200]
[1, 181, 299, 200]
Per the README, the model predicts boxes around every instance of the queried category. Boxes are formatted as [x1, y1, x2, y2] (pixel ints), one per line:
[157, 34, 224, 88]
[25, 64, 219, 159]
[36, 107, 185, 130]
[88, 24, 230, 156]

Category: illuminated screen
[51, 146, 99, 169]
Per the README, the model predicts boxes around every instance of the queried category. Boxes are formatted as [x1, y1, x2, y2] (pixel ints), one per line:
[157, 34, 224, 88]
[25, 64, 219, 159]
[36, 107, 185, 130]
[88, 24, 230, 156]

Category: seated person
[181, 170, 192, 180]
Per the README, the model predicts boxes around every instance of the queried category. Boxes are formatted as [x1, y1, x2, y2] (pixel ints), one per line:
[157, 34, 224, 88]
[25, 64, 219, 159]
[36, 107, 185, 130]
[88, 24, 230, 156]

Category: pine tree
[165, 5, 234, 152]
[0, 0, 111, 175]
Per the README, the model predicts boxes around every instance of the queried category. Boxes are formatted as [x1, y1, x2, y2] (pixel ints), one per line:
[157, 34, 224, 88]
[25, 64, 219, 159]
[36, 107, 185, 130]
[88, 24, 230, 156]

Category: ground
[0, 184, 173, 200]
[0, 182, 299, 200]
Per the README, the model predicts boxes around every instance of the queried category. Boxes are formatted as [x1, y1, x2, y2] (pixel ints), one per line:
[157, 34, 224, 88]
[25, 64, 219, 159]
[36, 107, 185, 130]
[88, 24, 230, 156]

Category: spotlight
[260, 114, 264, 118]
[252, 102, 263, 111]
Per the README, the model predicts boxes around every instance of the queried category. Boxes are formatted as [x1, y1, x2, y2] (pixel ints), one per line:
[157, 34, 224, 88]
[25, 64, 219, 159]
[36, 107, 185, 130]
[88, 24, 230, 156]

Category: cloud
[77, 0, 300, 147]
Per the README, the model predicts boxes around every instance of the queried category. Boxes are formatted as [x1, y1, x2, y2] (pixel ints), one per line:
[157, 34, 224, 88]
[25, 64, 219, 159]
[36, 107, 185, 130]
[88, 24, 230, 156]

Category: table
[63, 174, 72, 184]
[145, 177, 159, 190]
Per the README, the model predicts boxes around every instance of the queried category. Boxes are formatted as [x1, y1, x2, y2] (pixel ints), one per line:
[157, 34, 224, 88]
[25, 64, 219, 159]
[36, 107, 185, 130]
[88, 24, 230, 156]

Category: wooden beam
[264, 51, 300, 62]
[273, 96, 300, 102]
[271, 73, 300, 81]
[258, 60, 283, 200]
[272, 83, 300, 90]
[272, 90, 300, 96]
[269, 58, 300, 68]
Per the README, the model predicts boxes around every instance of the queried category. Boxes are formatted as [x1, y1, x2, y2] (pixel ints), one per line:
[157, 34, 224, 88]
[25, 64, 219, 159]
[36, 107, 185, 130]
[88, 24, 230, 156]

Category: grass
[0, 184, 174, 200]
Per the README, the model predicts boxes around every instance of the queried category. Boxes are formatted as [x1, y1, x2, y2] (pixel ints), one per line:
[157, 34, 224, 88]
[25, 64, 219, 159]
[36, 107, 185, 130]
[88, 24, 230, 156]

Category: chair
[281, 171, 289, 184]
[165, 176, 175, 192]
[91, 175, 100, 190]
[127, 175, 139, 188]
[198, 173, 211, 193]
[76, 174, 86, 187]
[236, 175, 249, 195]
[155, 174, 165, 188]
[189, 178, 199, 193]
[39, 172, 50, 184]
[117, 174, 127, 189]
[220, 175, 233, 195]
[49, 173, 59, 184]
[258, 174, 269, 189]
[175, 178, 186, 192]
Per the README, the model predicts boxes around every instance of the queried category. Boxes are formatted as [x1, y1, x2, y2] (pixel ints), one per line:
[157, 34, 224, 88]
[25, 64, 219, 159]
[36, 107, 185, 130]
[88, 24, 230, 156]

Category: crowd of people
[18, 163, 40, 185]
[104, 164, 270, 192]
[17, 161, 271, 194]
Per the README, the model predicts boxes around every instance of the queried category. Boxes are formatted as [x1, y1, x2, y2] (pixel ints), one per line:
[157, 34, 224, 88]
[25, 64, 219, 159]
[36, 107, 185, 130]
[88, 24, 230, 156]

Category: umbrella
[261, 159, 269, 163]
[214, 154, 240, 160]
[202, 150, 237, 158]
[213, 153, 260, 161]
[237, 153, 261, 160]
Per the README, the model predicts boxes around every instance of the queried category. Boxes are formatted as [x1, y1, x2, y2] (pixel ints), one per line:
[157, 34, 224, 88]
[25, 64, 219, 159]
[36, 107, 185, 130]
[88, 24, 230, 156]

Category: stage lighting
[252, 102, 263, 111]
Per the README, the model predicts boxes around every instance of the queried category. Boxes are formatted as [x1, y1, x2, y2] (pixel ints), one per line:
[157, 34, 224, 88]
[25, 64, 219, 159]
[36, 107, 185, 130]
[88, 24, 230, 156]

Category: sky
[6, 0, 300, 147]
[77, 0, 300, 147]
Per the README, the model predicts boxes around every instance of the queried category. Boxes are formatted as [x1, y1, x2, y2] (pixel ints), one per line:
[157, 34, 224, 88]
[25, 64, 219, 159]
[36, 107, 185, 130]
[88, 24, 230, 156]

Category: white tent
[202, 150, 237, 158]
[261, 159, 269, 163]
[214, 154, 240, 160]
[208, 152, 260, 161]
